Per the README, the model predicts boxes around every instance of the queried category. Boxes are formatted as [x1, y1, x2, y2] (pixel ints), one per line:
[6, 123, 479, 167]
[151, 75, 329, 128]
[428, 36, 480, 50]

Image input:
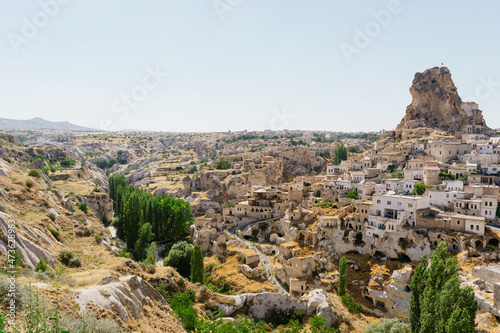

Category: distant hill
[0, 117, 95, 131]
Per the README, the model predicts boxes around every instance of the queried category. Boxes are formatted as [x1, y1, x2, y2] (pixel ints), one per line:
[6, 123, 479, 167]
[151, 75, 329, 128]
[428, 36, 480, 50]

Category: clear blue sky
[1, 0, 499, 132]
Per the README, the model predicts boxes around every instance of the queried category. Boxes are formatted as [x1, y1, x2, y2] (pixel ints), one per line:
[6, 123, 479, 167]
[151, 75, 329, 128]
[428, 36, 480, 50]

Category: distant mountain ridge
[0, 117, 94, 131]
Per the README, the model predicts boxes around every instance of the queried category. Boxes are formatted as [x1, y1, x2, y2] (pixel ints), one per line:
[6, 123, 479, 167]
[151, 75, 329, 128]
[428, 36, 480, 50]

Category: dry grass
[205, 255, 278, 294]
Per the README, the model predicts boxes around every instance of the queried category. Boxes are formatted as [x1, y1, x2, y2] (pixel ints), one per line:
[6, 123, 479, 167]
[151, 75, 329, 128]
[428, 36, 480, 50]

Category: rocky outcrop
[365, 266, 412, 319]
[0, 213, 57, 268]
[396, 67, 488, 132]
[74, 275, 169, 323]
[219, 289, 336, 327]
[78, 194, 113, 223]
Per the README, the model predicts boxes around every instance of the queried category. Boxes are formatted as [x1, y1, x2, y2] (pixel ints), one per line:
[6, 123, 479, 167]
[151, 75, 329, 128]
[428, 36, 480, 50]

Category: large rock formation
[219, 289, 336, 327]
[396, 67, 488, 132]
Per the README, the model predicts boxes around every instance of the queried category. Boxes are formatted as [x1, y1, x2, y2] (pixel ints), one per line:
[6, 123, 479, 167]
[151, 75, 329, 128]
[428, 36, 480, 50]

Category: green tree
[409, 242, 477, 333]
[215, 158, 231, 170]
[333, 143, 348, 165]
[144, 241, 157, 266]
[123, 193, 143, 249]
[346, 188, 359, 200]
[190, 245, 204, 284]
[164, 241, 193, 278]
[35, 258, 48, 272]
[135, 223, 153, 260]
[338, 256, 347, 296]
[413, 183, 429, 196]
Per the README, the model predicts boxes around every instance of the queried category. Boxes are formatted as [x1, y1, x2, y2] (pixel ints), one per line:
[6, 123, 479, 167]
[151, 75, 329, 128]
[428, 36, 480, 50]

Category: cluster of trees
[96, 158, 118, 170]
[163, 241, 203, 284]
[333, 143, 348, 165]
[109, 174, 193, 260]
[409, 242, 477, 333]
[215, 158, 231, 170]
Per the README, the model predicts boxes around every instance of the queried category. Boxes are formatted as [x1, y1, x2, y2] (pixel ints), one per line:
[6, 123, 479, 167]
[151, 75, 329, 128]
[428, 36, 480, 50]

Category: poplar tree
[409, 242, 477, 333]
[190, 245, 204, 284]
[338, 256, 347, 296]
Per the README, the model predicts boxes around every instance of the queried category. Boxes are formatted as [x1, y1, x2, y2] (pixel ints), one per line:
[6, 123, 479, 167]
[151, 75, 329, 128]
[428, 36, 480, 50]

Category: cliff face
[396, 67, 488, 132]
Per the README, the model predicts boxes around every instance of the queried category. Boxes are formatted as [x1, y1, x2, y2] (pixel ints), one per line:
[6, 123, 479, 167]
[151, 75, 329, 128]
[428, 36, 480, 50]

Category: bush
[215, 158, 231, 170]
[60, 157, 77, 167]
[363, 317, 410, 333]
[95, 234, 103, 244]
[48, 227, 61, 241]
[164, 241, 193, 278]
[78, 202, 88, 214]
[309, 315, 338, 333]
[0, 275, 31, 307]
[341, 295, 364, 313]
[314, 201, 334, 208]
[346, 189, 359, 200]
[187, 165, 197, 174]
[2, 156, 12, 163]
[59, 312, 125, 333]
[25, 179, 34, 188]
[58, 250, 82, 267]
[269, 309, 304, 327]
[68, 257, 82, 268]
[391, 172, 404, 179]
[168, 290, 198, 331]
[47, 212, 56, 222]
[28, 169, 42, 178]
[35, 258, 49, 272]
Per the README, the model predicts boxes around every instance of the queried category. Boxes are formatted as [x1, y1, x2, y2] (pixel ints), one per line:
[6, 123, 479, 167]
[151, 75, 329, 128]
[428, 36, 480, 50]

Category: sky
[0, 0, 499, 132]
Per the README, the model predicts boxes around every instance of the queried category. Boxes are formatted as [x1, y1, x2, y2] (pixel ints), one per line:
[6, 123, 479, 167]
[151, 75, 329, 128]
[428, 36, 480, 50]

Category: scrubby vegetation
[314, 201, 334, 208]
[58, 250, 82, 268]
[363, 318, 410, 333]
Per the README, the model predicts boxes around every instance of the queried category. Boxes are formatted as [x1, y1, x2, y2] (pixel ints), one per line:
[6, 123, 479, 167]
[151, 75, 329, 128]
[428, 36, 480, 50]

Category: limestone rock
[219, 289, 336, 327]
[74, 275, 167, 323]
[396, 67, 488, 132]
[0, 213, 57, 268]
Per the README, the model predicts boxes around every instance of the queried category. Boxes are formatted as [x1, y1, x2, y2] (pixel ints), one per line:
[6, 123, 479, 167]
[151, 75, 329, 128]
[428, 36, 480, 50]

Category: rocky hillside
[396, 67, 488, 132]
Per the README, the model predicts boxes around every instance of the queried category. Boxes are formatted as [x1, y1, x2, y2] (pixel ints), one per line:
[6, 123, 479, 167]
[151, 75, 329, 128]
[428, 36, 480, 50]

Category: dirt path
[227, 216, 288, 293]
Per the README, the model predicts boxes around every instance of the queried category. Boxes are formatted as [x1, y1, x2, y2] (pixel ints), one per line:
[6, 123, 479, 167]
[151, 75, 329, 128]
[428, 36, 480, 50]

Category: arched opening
[488, 238, 499, 248]
[374, 251, 385, 258]
[346, 250, 361, 255]
[298, 233, 305, 243]
[475, 240, 483, 251]
[355, 232, 364, 245]
[398, 253, 411, 263]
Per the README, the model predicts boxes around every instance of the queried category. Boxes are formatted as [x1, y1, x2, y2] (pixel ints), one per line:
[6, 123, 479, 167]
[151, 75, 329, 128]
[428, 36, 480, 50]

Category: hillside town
[0, 67, 499, 332]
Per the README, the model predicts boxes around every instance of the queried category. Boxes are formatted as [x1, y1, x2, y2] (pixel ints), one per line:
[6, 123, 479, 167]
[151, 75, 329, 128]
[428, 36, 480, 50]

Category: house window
[476, 225, 479, 230]
[457, 221, 460, 224]
[387, 201, 392, 205]
[471, 225, 474, 230]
